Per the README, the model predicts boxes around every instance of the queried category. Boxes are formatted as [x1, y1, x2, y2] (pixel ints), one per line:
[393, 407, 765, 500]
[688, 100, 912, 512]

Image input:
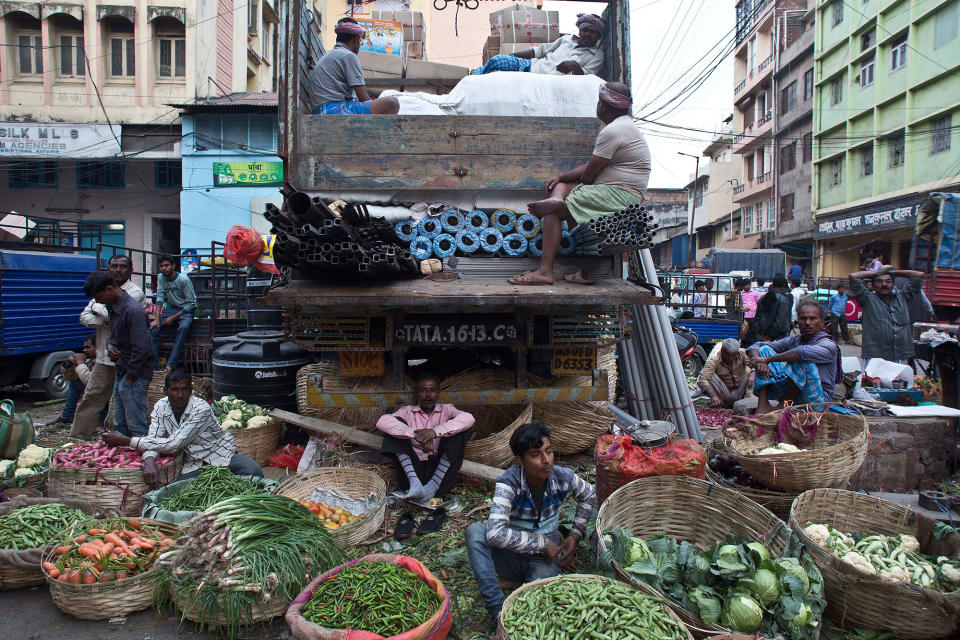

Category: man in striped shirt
[102, 369, 261, 486]
[465, 423, 596, 622]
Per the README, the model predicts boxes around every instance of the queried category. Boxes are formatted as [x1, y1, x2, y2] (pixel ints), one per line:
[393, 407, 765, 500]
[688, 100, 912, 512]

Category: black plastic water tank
[246, 306, 284, 330]
[212, 330, 310, 413]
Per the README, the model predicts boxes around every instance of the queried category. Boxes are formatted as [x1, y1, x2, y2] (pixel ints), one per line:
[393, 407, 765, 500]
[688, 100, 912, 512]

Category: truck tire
[44, 361, 69, 400]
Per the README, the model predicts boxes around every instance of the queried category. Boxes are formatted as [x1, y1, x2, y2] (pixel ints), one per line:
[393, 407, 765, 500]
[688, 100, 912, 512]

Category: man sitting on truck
[306, 18, 400, 115]
[151, 254, 197, 372]
[508, 82, 649, 285]
[472, 13, 605, 77]
[747, 302, 841, 414]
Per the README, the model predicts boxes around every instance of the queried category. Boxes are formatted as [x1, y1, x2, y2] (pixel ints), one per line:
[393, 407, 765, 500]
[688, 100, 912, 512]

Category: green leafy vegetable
[722, 594, 763, 632]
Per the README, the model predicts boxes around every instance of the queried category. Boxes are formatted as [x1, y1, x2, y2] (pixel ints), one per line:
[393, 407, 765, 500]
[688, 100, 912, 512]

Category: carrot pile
[43, 517, 178, 585]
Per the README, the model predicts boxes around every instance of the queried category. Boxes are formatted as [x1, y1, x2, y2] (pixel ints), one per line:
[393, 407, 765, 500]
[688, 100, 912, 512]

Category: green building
[812, 0, 960, 277]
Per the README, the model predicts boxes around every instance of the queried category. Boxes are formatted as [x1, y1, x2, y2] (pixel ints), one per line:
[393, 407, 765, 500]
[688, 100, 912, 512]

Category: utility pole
[678, 151, 700, 268]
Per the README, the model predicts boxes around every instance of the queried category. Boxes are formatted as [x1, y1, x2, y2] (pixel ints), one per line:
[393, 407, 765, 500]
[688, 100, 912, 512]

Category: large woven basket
[790, 488, 960, 639]
[497, 573, 694, 640]
[47, 456, 182, 516]
[464, 405, 532, 468]
[146, 369, 168, 416]
[231, 418, 283, 466]
[171, 582, 288, 627]
[704, 439, 797, 520]
[297, 362, 414, 432]
[42, 518, 180, 620]
[725, 405, 869, 492]
[0, 468, 46, 498]
[596, 475, 790, 632]
[274, 467, 386, 548]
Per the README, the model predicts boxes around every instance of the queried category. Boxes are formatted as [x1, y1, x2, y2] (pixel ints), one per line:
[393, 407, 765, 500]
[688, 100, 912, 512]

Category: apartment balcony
[735, 60, 773, 104]
[732, 110, 772, 154]
[735, 0, 775, 46]
[732, 171, 773, 203]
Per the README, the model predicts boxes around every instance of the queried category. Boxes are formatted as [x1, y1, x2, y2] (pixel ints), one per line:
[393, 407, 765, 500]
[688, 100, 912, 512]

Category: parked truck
[699, 248, 787, 282]
[267, 0, 655, 426]
[0, 249, 95, 398]
[913, 193, 960, 321]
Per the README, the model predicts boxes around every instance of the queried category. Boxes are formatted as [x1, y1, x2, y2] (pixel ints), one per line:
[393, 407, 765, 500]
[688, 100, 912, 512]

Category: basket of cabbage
[0, 444, 53, 496]
[212, 396, 282, 466]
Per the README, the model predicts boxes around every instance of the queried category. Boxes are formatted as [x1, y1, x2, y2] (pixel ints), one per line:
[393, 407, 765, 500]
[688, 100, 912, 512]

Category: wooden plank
[270, 409, 504, 483]
[300, 154, 590, 191]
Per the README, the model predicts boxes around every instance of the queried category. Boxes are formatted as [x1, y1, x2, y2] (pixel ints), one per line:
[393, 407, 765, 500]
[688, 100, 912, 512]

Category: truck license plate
[551, 347, 597, 375]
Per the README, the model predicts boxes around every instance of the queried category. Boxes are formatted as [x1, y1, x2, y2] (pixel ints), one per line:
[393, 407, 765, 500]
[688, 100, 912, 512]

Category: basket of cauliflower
[791, 488, 960, 639]
[0, 444, 53, 497]
[212, 396, 282, 467]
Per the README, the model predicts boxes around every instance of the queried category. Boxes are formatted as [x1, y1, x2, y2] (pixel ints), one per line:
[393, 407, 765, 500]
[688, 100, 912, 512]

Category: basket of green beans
[498, 574, 694, 640]
[141, 466, 278, 526]
[286, 554, 452, 640]
[0, 496, 97, 590]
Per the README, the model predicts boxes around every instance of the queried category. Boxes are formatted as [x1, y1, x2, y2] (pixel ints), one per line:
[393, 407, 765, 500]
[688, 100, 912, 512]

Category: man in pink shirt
[376, 373, 475, 505]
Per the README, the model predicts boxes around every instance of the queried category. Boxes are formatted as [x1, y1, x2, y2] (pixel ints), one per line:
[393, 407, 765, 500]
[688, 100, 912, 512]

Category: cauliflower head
[897, 535, 920, 553]
[879, 566, 911, 583]
[841, 551, 877, 575]
[941, 562, 960, 585]
[14, 467, 35, 478]
[245, 415, 272, 429]
[225, 409, 243, 422]
[220, 419, 242, 430]
[803, 523, 831, 547]
[0, 459, 15, 478]
[17, 444, 50, 469]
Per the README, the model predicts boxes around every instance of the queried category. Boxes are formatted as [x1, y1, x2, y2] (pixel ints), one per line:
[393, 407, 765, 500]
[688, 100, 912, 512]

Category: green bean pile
[0, 503, 88, 550]
[159, 466, 265, 512]
[301, 562, 441, 636]
[502, 576, 688, 640]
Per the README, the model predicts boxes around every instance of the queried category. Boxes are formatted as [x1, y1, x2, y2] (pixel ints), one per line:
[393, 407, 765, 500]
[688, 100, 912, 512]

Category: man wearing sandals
[508, 82, 650, 286]
[465, 423, 596, 626]
[747, 302, 842, 414]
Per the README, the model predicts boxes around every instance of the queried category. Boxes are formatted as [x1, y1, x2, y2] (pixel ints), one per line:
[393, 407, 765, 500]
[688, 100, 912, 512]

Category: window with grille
[829, 158, 843, 187]
[780, 142, 797, 174]
[780, 81, 797, 115]
[158, 36, 186, 77]
[890, 35, 907, 70]
[859, 146, 873, 176]
[155, 161, 181, 188]
[780, 194, 795, 222]
[857, 57, 874, 87]
[742, 205, 755, 235]
[935, 2, 958, 49]
[17, 33, 42, 75]
[192, 114, 278, 153]
[831, 76, 843, 105]
[59, 34, 85, 77]
[803, 68, 814, 100]
[8, 161, 58, 188]
[931, 115, 952, 155]
[76, 162, 125, 188]
[802, 132, 813, 163]
[888, 133, 905, 167]
[832, 1, 843, 27]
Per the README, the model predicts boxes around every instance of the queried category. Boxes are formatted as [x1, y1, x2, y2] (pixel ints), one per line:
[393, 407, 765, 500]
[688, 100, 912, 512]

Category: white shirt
[531, 35, 605, 75]
[79, 280, 146, 367]
[790, 286, 805, 323]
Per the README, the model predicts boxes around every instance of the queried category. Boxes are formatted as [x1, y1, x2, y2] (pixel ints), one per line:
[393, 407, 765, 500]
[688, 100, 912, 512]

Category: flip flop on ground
[416, 507, 447, 534]
[394, 511, 416, 540]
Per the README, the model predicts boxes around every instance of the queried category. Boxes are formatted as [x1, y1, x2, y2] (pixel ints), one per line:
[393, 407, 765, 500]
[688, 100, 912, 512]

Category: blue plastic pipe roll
[440, 208, 464, 233]
[395, 219, 417, 242]
[528, 233, 543, 257]
[417, 216, 443, 239]
[465, 210, 489, 233]
[455, 229, 480, 253]
[559, 231, 575, 256]
[502, 233, 528, 256]
[479, 227, 503, 252]
[516, 214, 541, 239]
[409, 236, 433, 259]
[492, 209, 517, 233]
[432, 233, 457, 259]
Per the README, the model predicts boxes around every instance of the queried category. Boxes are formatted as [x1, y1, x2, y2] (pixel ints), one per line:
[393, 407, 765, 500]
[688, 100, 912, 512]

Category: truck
[267, 0, 656, 435]
[913, 192, 960, 321]
[699, 248, 787, 283]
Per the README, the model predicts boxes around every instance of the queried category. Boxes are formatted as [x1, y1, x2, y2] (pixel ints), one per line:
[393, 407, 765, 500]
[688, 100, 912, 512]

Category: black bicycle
[434, 0, 479, 10]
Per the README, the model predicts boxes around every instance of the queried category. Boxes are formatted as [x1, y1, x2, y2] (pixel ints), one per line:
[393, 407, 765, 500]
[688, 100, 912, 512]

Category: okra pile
[0, 503, 88, 550]
[501, 576, 688, 640]
[302, 562, 440, 636]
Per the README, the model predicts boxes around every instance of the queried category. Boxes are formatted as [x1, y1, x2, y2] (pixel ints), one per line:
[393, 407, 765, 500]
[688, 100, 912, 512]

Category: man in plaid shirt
[465, 423, 596, 623]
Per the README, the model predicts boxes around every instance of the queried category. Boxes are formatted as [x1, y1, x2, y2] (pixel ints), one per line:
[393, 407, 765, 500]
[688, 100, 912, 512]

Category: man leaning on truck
[306, 18, 400, 115]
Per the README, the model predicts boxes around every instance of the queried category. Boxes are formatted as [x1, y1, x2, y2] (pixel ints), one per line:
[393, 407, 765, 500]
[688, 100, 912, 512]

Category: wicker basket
[171, 582, 288, 627]
[193, 376, 213, 402]
[531, 401, 614, 456]
[274, 467, 386, 548]
[703, 439, 797, 520]
[47, 456, 182, 516]
[296, 362, 415, 432]
[724, 405, 869, 492]
[463, 405, 532, 468]
[497, 573, 694, 640]
[0, 469, 47, 498]
[42, 518, 180, 620]
[790, 488, 960, 639]
[231, 418, 283, 467]
[596, 475, 790, 632]
[146, 369, 168, 417]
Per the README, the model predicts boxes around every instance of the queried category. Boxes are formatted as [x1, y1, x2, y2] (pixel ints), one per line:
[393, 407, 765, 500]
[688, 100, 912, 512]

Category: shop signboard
[0, 122, 121, 158]
[213, 161, 283, 186]
[815, 196, 920, 239]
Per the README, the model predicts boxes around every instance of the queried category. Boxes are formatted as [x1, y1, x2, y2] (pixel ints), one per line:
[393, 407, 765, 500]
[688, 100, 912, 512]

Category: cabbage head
[774, 557, 810, 594]
[630, 537, 651, 563]
[686, 586, 722, 625]
[746, 541, 771, 562]
[791, 602, 814, 630]
[721, 595, 763, 632]
[739, 567, 781, 606]
[716, 544, 748, 572]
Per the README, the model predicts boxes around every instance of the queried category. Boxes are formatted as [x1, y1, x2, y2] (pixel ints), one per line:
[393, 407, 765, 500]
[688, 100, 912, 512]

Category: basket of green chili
[0, 496, 98, 590]
[286, 554, 452, 640]
[141, 466, 278, 526]
[498, 574, 694, 640]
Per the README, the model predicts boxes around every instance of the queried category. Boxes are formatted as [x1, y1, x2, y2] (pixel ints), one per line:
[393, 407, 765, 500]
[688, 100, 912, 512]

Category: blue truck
[0, 249, 97, 398]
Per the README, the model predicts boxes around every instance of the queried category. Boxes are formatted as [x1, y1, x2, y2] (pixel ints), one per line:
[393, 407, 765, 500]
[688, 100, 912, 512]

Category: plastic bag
[269, 444, 305, 470]
[594, 435, 706, 503]
[223, 225, 279, 274]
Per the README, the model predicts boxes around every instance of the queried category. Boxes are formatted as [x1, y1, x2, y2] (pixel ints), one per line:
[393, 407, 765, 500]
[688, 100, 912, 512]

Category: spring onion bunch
[158, 466, 267, 512]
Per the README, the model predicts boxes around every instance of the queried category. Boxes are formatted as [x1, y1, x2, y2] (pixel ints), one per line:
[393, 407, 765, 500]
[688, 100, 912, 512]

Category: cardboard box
[403, 40, 424, 61]
[405, 58, 470, 80]
[499, 42, 539, 55]
[357, 50, 403, 78]
[490, 7, 560, 43]
[371, 10, 425, 42]
[482, 35, 501, 63]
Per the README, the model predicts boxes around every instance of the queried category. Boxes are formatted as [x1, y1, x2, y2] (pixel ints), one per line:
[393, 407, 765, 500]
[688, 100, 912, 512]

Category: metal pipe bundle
[571, 203, 659, 256]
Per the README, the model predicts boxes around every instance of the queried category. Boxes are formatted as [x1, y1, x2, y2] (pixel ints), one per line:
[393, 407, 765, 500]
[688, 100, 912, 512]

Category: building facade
[812, 0, 960, 277]
[773, 1, 816, 277]
[693, 125, 743, 255]
[646, 188, 690, 270]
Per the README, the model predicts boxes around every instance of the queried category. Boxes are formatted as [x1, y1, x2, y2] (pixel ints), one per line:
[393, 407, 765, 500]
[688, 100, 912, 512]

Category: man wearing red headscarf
[306, 18, 400, 115]
[473, 13, 605, 76]
[509, 82, 650, 286]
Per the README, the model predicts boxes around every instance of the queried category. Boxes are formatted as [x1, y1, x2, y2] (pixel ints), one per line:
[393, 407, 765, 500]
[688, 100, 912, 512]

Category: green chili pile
[0, 503, 88, 550]
[159, 466, 265, 512]
[501, 576, 688, 640]
[301, 562, 440, 636]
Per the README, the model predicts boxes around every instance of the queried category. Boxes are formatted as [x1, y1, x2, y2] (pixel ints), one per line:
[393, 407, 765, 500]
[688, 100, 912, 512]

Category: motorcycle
[671, 315, 708, 378]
